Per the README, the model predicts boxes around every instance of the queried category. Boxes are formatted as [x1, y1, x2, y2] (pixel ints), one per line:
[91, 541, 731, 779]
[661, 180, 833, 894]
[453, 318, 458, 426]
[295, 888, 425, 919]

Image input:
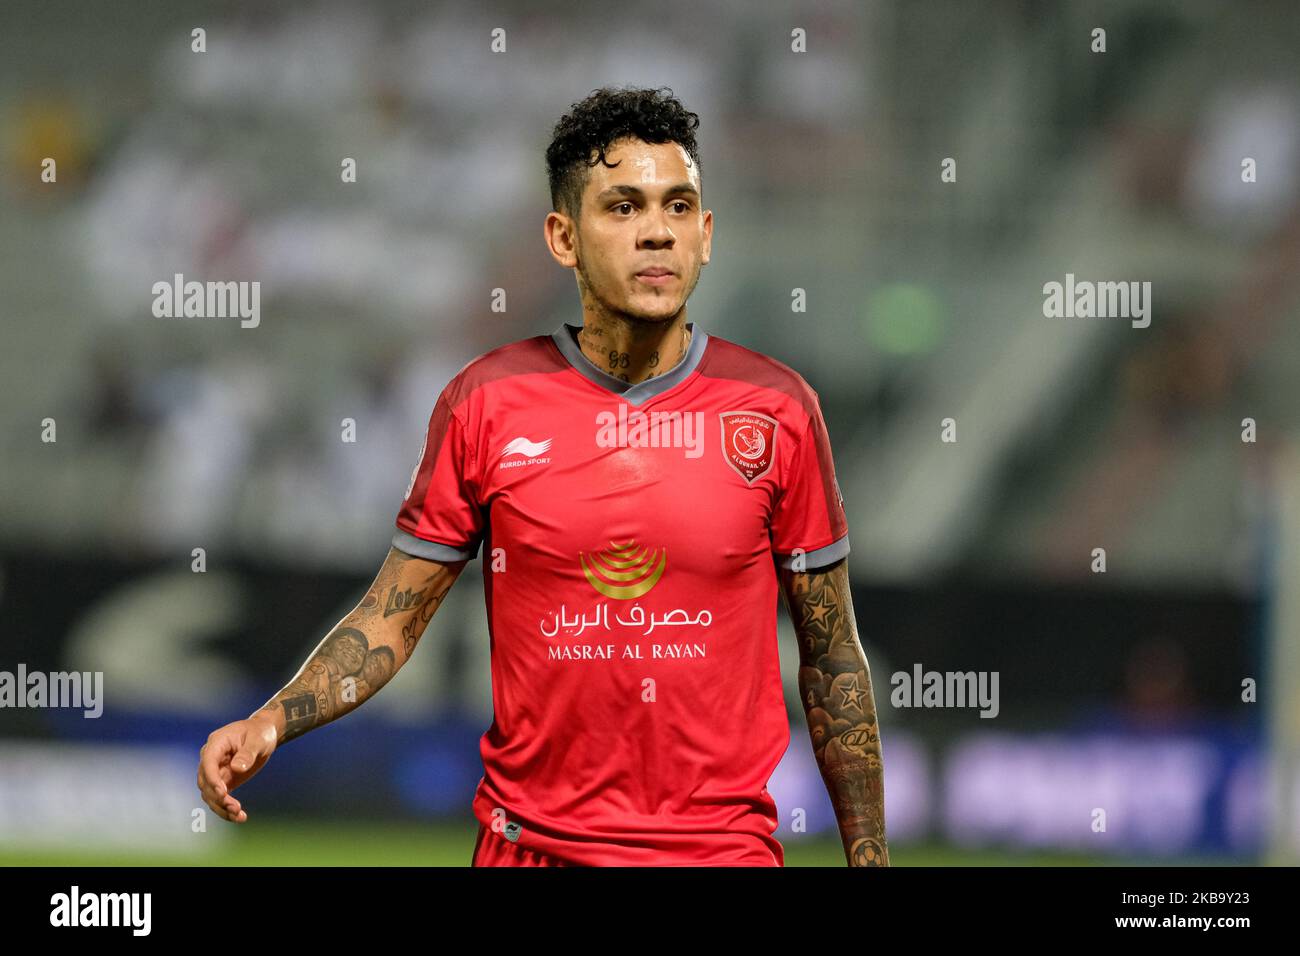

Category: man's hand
[194, 547, 466, 824]
[197, 714, 279, 823]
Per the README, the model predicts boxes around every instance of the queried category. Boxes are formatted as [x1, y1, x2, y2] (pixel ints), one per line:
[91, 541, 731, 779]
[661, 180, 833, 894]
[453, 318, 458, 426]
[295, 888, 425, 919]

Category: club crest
[719, 411, 777, 483]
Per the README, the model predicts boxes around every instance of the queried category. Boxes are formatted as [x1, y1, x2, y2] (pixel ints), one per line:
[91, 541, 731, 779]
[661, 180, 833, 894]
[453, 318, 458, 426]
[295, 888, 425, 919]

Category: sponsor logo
[539, 539, 711, 662]
[499, 436, 552, 469]
[719, 411, 777, 483]
[502, 437, 552, 458]
[580, 538, 666, 599]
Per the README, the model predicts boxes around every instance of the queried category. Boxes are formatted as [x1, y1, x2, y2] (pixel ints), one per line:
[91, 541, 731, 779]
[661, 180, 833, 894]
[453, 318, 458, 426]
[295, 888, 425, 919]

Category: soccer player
[197, 87, 889, 867]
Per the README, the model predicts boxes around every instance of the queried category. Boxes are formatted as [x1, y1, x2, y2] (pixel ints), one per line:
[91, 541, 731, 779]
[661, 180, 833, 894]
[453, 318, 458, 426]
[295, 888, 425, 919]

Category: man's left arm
[777, 556, 889, 866]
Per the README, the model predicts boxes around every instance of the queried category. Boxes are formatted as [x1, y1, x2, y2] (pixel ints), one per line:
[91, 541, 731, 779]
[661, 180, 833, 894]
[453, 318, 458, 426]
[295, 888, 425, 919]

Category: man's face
[556, 137, 712, 324]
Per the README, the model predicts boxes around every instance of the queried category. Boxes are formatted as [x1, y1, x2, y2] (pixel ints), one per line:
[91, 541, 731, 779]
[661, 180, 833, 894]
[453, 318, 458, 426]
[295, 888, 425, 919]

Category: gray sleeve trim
[775, 533, 850, 571]
[392, 528, 481, 562]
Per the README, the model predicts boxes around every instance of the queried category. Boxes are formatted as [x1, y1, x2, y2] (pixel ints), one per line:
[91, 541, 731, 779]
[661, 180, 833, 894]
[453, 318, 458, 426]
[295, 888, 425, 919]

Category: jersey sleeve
[770, 394, 850, 571]
[392, 389, 486, 562]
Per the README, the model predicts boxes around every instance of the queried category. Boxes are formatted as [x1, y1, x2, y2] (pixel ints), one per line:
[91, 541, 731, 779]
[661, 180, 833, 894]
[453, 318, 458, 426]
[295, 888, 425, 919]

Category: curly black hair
[546, 86, 702, 220]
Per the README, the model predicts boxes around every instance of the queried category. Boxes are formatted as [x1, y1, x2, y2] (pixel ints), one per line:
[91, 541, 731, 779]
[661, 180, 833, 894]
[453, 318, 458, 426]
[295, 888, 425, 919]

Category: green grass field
[0, 819, 1235, 866]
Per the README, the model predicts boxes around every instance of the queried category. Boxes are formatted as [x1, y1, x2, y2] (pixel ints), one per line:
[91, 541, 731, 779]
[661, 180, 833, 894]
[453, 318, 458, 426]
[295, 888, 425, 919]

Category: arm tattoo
[383, 584, 430, 617]
[398, 581, 453, 660]
[261, 627, 396, 743]
[778, 558, 889, 866]
[254, 549, 460, 743]
[364, 550, 459, 661]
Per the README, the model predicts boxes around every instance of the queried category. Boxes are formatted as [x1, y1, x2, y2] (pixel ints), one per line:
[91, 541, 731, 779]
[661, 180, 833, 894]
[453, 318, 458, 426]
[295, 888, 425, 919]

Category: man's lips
[636, 267, 675, 286]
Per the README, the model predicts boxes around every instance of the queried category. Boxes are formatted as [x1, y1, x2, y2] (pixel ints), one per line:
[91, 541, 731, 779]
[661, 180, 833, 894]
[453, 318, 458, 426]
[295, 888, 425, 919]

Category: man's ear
[544, 211, 579, 269]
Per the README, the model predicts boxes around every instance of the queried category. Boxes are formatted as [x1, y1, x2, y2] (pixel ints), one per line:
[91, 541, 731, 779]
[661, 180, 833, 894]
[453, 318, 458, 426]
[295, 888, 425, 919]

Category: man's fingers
[200, 789, 247, 824]
[221, 792, 248, 823]
[203, 793, 233, 823]
[195, 749, 226, 801]
[199, 736, 236, 795]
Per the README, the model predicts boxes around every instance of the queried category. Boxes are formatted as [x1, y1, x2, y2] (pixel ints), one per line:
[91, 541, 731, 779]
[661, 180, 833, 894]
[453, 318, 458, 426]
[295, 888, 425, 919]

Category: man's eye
[671, 201, 689, 212]
[613, 202, 634, 214]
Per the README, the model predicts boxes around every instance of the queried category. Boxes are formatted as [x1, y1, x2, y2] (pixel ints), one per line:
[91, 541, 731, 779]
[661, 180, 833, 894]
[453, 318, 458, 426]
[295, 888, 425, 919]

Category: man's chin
[623, 301, 683, 324]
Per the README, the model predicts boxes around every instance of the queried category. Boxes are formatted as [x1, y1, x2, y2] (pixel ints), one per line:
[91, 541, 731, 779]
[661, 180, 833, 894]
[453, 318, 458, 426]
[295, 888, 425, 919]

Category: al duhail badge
[719, 411, 777, 484]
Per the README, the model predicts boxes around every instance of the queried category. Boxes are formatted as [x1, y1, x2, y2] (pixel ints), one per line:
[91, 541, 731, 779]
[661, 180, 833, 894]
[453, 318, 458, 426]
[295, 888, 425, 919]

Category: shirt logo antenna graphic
[719, 411, 777, 483]
[580, 539, 667, 599]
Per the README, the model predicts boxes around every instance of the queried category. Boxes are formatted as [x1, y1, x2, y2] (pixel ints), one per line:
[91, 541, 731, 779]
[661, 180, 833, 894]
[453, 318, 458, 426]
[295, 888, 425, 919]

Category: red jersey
[393, 321, 850, 866]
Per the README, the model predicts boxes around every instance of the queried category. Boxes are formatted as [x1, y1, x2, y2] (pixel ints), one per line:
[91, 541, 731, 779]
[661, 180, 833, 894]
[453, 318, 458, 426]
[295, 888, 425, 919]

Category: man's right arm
[197, 545, 467, 822]
[250, 545, 466, 743]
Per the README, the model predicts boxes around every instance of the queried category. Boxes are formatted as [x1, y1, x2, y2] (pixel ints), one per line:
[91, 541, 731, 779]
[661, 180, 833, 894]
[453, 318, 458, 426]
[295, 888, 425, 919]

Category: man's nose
[639, 220, 675, 246]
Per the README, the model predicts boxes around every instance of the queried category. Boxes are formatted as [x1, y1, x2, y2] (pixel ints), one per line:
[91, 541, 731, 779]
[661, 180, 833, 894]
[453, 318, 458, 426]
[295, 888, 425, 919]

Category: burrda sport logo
[499, 436, 552, 470]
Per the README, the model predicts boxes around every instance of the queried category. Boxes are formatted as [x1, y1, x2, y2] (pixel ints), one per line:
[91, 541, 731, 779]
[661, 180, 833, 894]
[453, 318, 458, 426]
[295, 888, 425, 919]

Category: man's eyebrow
[594, 182, 701, 202]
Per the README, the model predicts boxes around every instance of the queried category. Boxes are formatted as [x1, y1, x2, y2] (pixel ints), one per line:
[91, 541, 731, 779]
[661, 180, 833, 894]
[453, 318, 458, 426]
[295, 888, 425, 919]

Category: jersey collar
[551, 321, 708, 406]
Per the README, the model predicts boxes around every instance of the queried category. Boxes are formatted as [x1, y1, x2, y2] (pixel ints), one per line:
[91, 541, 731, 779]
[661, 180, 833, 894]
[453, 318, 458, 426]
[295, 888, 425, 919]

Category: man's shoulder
[699, 331, 820, 409]
[440, 330, 566, 408]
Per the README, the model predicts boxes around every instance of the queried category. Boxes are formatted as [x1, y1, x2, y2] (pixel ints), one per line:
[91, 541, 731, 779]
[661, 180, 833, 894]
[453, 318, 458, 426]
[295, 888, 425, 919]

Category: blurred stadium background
[2, 0, 1299, 866]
